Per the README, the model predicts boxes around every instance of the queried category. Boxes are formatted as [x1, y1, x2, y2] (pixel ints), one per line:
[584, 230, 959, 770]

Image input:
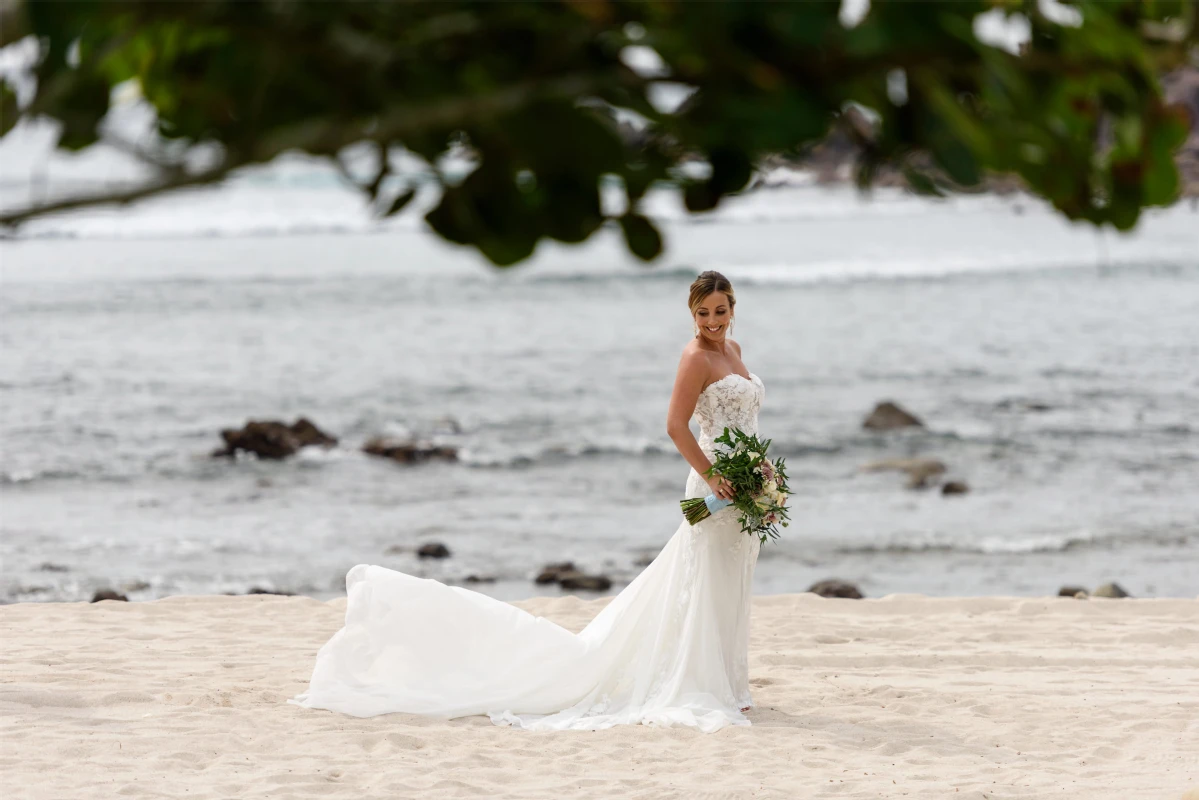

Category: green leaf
[683, 182, 719, 213]
[380, 187, 416, 217]
[619, 213, 663, 261]
[708, 147, 752, 195]
[0, 82, 17, 137]
[902, 165, 944, 196]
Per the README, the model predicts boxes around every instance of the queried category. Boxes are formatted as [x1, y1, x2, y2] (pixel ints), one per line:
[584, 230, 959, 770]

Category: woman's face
[694, 291, 732, 343]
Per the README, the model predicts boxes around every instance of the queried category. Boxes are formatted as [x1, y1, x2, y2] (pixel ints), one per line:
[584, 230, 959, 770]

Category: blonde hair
[687, 270, 736, 316]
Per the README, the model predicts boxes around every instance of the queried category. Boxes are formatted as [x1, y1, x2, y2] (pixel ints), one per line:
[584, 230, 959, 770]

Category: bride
[289, 270, 765, 732]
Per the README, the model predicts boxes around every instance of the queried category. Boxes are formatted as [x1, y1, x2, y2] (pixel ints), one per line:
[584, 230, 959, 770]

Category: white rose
[747, 451, 760, 460]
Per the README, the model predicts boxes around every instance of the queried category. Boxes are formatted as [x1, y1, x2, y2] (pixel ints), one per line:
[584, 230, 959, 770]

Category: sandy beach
[0, 592, 1195, 799]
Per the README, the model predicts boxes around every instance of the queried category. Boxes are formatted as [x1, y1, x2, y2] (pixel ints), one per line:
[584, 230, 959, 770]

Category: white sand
[1, 592, 1196, 799]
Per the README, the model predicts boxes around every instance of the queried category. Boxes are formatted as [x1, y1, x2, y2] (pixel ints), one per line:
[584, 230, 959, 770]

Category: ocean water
[1, 173, 1197, 603]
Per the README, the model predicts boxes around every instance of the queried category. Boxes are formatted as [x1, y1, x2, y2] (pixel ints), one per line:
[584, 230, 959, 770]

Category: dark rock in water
[36, 562, 69, 573]
[289, 417, 338, 448]
[532, 561, 612, 592]
[997, 398, 1053, 413]
[807, 579, 864, 599]
[633, 551, 658, 567]
[212, 418, 338, 459]
[245, 587, 295, 596]
[861, 457, 947, 489]
[91, 589, 128, 602]
[464, 574, 496, 584]
[558, 572, 613, 592]
[362, 437, 459, 464]
[1058, 585, 1089, 598]
[417, 542, 451, 559]
[1093, 582, 1131, 598]
[535, 562, 578, 585]
[863, 401, 924, 431]
[941, 480, 970, 496]
[122, 580, 152, 593]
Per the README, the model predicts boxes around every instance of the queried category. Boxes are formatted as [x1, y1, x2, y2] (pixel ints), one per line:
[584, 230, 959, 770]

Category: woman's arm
[666, 349, 734, 499]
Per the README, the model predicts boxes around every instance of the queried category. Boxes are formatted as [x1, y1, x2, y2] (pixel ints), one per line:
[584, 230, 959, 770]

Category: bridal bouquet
[680, 426, 791, 544]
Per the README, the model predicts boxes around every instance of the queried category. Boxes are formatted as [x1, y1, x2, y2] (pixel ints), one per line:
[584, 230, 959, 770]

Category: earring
[693, 322, 699, 337]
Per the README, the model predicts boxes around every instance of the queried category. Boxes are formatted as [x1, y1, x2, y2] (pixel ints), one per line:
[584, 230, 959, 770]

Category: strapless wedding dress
[289, 372, 765, 732]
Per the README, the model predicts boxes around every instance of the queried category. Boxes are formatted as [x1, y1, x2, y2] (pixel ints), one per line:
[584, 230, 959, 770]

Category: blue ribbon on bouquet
[702, 494, 733, 514]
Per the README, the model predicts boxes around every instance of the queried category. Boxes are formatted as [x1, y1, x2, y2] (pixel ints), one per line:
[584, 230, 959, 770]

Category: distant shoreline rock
[862, 402, 924, 431]
[1093, 582, 1131, 599]
[533, 561, 612, 592]
[860, 457, 947, 489]
[212, 417, 337, 460]
[417, 542, 451, 559]
[807, 579, 864, 599]
[362, 437, 458, 464]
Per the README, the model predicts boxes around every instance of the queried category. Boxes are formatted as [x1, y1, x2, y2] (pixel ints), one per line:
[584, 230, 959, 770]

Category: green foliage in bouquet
[681, 426, 791, 544]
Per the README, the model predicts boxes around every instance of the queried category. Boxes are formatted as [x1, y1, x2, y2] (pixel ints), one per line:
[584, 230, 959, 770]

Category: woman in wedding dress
[289, 270, 764, 732]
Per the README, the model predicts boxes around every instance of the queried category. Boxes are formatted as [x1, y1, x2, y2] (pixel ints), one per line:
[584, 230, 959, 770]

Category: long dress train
[289, 371, 765, 732]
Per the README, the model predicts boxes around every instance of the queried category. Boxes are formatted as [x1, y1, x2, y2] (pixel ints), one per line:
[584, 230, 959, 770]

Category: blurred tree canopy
[0, 0, 1195, 265]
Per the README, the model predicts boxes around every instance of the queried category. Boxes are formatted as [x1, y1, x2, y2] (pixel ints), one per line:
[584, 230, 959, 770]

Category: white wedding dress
[289, 371, 764, 732]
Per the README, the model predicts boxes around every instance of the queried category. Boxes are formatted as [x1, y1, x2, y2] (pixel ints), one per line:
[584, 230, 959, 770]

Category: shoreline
[2, 592, 1196, 799]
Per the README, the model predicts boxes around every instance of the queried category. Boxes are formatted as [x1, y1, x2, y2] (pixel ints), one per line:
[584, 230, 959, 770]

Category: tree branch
[0, 155, 245, 228]
[0, 71, 624, 229]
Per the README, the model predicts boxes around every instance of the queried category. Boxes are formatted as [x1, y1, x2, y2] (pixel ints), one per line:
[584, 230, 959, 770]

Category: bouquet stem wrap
[680, 493, 732, 525]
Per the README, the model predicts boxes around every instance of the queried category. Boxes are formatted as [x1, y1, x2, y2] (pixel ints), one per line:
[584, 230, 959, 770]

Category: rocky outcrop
[1093, 582, 1131, 599]
[212, 417, 337, 459]
[417, 542, 451, 559]
[863, 402, 924, 431]
[534, 561, 611, 591]
[997, 398, 1053, 413]
[807, 579, 864, 599]
[632, 550, 658, 567]
[557, 572, 613, 591]
[861, 457, 947, 489]
[941, 480, 970, 496]
[1058, 585, 1088, 598]
[362, 437, 458, 464]
[534, 562, 578, 585]
[91, 589, 128, 602]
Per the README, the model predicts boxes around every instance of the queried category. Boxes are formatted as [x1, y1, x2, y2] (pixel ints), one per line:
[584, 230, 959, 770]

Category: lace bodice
[692, 372, 764, 458]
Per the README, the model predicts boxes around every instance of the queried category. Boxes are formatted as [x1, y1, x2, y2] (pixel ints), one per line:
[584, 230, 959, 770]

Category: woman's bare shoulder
[728, 338, 742, 356]
[676, 340, 710, 374]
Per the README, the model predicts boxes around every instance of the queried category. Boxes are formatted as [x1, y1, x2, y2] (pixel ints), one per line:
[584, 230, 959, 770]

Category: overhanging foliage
[1, 0, 1195, 265]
